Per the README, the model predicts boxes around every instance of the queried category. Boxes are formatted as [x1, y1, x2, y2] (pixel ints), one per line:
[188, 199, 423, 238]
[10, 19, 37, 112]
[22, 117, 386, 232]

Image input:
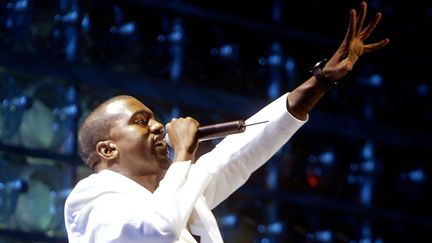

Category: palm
[324, 1, 389, 82]
[348, 38, 365, 62]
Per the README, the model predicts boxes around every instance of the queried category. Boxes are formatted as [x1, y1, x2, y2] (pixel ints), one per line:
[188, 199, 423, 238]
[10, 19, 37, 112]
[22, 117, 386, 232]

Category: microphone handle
[197, 120, 246, 142]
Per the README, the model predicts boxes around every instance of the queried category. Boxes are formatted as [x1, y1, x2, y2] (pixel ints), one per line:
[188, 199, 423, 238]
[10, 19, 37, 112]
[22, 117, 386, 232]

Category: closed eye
[131, 110, 154, 126]
[134, 117, 148, 125]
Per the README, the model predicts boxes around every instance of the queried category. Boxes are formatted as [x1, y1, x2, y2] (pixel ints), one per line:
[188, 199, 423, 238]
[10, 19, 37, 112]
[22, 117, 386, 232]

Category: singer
[64, 2, 389, 243]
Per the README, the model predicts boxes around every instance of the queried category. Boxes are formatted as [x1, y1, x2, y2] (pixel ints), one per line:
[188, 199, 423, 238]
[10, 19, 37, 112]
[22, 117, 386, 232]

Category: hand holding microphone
[165, 119, 268, 147]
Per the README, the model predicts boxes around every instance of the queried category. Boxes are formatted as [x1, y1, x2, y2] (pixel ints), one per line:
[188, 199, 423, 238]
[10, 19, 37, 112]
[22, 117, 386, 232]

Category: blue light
[360, 179, 372, 206]
[8, 180, 24, 191]
[7, 0, 28, 11]
[268, 54, 281, 66]
[285, 57, 295, 72]
[319, 150, 334, 165]
[6, 18, 13, 29]
[268, 42, 282, 66]
[362, 141, 374, 160]
[62, 11, 78, 23]
[368, 74, 382, 87]
[267, 81, 280, 99]
[119, 22, 136, 35]
[219, 45, 233, 58]
[81, 15, 90, 32]
[169, 22, 183, 43]
[266, 165, 278, 188]
[54, 15, 62, 22]
[315, 230, 332, 242]
[65, 28, 77, 61]
[361, 160, 375, 172]
[257, 224, 266, 233]
[408, 169, 425, 183]
[170, 106, 181, 120]
[417, 84, 429, 96]
[267, 221, 283, 234]
[260, 238, 270, 243]
[16, 0, 28, 10]
[220, 214, 237, 226]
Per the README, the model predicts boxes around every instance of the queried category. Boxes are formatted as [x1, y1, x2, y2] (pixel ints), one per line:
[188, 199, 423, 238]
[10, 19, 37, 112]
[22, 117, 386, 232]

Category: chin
[158, 157, 172, 169]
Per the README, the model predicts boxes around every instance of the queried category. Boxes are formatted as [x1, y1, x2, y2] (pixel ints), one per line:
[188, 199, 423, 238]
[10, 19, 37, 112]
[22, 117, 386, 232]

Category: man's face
[106, 97, 171, 175]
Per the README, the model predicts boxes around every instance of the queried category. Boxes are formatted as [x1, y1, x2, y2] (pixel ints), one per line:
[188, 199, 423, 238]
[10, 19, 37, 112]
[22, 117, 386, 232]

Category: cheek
[123, 133, 149, 152]
[124, 128, 152, 153]
[137, 134, 152, 152]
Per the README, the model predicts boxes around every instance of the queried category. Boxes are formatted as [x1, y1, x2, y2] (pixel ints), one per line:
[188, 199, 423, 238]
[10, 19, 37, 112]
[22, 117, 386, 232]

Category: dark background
[0, 0, 431, 242]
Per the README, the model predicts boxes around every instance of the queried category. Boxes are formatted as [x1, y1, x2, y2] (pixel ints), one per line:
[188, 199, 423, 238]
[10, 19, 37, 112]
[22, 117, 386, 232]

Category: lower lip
[155, 145, 168, 154]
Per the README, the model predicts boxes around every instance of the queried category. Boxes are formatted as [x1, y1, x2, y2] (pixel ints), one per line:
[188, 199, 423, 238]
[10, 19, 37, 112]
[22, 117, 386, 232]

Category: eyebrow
[130, 110, 155, 119]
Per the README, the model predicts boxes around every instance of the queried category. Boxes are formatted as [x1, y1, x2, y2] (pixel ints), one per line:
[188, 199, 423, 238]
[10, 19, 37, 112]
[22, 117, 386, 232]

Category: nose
[149, 119, 164, 134]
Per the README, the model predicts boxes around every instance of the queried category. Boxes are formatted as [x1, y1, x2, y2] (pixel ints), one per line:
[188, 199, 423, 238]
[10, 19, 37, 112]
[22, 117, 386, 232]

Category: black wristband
[310, 59, 338, 87]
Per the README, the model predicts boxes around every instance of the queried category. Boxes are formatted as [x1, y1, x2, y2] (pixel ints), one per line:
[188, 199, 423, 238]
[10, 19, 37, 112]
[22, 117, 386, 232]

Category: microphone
[165, 120, 268, 146]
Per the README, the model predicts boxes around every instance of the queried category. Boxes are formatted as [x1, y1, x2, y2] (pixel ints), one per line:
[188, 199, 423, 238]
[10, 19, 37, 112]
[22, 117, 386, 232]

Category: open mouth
[154, 138, 167, 148]
[154, 137, 169, 159]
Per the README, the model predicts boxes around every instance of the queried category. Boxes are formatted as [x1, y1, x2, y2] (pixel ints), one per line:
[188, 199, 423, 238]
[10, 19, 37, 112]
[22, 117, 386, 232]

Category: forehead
[105, 97, 153, 117]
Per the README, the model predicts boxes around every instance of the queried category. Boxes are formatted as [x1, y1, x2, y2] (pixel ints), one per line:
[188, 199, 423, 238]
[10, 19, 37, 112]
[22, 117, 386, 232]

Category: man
[64, 2, 389, 242]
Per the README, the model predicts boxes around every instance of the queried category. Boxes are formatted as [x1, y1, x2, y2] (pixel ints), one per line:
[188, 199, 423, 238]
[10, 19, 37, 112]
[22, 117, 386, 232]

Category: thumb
[342, 58, 353, 72]
[324, 58, 353, 81]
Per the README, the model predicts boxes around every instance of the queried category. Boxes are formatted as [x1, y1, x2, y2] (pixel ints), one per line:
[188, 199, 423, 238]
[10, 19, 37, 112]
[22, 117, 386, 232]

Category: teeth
[155, 140, 166, 146]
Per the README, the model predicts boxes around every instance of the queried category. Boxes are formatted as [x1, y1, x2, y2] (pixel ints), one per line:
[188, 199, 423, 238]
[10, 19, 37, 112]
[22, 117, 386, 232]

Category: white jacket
[64, 93, 306, 243]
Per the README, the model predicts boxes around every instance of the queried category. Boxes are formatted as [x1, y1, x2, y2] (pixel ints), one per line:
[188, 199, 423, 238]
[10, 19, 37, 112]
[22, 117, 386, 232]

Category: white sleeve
[195, 93, 307, 209]
[65, 162, 212, 243]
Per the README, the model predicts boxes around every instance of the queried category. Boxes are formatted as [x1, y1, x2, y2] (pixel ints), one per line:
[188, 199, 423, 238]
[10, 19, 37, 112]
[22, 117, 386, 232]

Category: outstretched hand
[323, 1, 390, 82]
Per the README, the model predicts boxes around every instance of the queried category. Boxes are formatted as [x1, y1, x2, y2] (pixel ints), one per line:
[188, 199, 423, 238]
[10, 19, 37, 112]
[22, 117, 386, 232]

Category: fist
[165, 117, 200, 155]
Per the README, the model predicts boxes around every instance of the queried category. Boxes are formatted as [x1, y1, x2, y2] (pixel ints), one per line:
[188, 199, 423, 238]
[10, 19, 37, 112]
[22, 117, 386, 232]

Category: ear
[96, 141, 119, 160]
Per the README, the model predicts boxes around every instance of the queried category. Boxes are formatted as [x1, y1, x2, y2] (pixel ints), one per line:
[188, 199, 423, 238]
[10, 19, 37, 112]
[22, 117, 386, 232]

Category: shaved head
[78, 95, 133, 169]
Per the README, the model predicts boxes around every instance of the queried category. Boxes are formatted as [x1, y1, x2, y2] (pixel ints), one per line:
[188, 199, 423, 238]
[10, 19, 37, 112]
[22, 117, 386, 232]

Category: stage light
[285, 57, 295, 73]
[210, 44, 238, 60]
[408, 169, 425, 183]
[314, 229, 332, 242]
[220, 213, 237, 227]
[319, 150, 334, 166]
[417, 83, 429, 96]
[267, 221, 283, 234]
[110, 22, 136, 35]
[6, 0, 28, 11]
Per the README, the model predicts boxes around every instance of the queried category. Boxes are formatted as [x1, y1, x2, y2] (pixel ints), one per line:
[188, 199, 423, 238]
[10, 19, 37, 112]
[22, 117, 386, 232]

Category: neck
[98, 160, 168, 192]
[127, 174, 161, 192]
[102, 167, 165, 192]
